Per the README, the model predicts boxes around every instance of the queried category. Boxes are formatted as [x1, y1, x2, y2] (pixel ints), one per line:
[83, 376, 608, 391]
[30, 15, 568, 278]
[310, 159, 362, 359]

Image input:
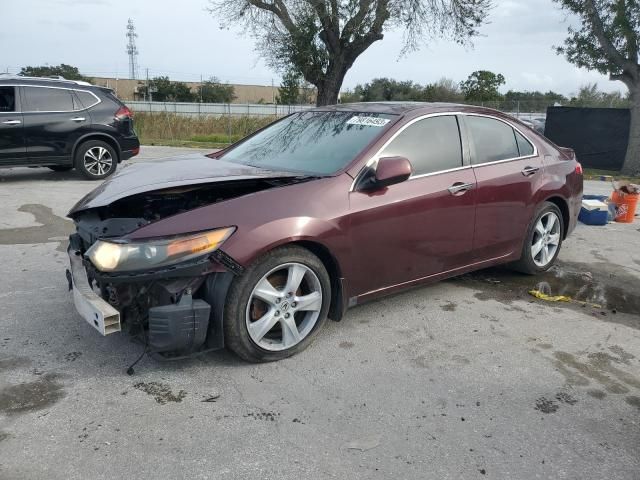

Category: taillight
[575, 162, 583, 175]
[115, 106, 133, 120]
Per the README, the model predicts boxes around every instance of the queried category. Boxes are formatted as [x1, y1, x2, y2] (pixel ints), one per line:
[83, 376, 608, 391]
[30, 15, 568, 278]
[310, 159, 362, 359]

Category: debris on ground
[528, 289, 603, 309]
[345, 434, 382, 452]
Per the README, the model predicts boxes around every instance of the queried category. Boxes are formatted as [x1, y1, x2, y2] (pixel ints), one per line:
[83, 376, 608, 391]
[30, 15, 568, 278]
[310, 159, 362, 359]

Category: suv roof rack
[0, 73, 92, 87]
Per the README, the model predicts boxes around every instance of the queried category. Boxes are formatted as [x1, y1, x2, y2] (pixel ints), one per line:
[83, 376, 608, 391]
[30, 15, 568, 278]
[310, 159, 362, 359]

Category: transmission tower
[126, 19, 139, 80]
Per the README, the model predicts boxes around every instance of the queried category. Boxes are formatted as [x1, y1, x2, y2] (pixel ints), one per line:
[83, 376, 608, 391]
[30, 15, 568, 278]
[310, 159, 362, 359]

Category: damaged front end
[66, 162, 303, 358]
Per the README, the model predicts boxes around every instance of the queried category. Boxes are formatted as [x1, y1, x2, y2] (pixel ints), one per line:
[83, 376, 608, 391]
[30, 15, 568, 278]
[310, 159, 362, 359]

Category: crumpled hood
[68, 153, 299, 215]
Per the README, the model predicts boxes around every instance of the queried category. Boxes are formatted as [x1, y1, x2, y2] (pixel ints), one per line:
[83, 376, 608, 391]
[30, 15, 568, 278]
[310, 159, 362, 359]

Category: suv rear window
[23, 86, 75, 112]
[74, 90, 99, 109]
[0, 87, 16, 112]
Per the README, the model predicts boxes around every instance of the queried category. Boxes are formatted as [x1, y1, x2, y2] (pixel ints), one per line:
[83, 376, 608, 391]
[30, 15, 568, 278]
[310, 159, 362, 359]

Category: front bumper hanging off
[66, 243, 238, 356]
[68, 247, 121, 336]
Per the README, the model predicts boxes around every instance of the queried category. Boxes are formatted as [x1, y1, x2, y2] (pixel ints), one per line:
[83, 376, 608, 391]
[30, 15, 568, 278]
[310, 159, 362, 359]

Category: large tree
[208, 0, 492, 106]
[554, 0, 640, 174]
[460, 70, 505, 102]
[20, 64, 92, 83]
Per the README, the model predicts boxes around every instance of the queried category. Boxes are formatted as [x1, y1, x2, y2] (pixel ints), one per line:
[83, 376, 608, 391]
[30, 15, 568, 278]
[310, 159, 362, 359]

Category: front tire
[224, 246, 331, 363]
[75, 140, 118, 180]
[511, 201, 564, 274]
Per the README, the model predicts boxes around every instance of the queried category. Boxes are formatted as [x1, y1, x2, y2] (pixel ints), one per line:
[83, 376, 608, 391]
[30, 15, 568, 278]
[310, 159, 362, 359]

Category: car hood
[68, 154, 300, 215]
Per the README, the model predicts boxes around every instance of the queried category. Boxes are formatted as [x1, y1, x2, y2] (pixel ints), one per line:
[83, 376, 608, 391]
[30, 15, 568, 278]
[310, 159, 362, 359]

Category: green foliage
[568, 83, 630, 107]
[20, 64, 92, 83]
[173, 82, 195, 102]
[422, 78, 465, 102]
[209, 0, 493, 105]
[276, 70, 301, 104]
[200, 77, 236, 103]
[460, 70, 506, 101]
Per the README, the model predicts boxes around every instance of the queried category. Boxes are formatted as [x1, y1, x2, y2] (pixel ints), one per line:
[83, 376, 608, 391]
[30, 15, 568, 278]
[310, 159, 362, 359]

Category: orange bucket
[611, 190, 639, 223]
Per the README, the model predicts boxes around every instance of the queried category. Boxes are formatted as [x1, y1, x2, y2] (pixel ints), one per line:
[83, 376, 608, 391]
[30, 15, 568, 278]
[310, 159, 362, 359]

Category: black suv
[0, 75, 140, 179]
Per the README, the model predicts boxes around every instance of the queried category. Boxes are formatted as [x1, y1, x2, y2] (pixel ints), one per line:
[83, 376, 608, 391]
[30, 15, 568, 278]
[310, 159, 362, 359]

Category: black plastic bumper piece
[148, 294, 211, 354]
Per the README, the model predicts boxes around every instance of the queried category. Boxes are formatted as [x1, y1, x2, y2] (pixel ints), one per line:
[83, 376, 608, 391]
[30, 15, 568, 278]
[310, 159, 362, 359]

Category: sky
[1, 0, 627, 96]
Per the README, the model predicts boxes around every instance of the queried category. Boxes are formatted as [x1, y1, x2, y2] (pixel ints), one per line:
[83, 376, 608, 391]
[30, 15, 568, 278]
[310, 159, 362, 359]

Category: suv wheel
[75, 140, 118, 180]
[511, 201, 564, 274]
[223, 246, 331, 363]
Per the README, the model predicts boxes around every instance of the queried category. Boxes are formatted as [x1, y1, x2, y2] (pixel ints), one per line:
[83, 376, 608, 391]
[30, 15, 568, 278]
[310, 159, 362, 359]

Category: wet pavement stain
[0, 204, 73, 252]
[454, 261, 640, 328]
[555, 392, 578, 405]
[587, 389, 607, 400]
[553, 351, 640, 394]
[440, 301, 457, 312]
[0, 374, 65, 415]
[625, 396, 640, 410]
[535, 397, 559, 413]
[339, 341, 355, 349]
[0, 356, 31, 372]
[133, 382, 187, 404]
[0, 431, 10, 442]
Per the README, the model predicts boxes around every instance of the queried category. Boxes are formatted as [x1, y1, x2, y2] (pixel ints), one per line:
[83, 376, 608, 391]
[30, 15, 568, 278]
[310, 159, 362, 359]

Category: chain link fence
[129, 100, 550, 146]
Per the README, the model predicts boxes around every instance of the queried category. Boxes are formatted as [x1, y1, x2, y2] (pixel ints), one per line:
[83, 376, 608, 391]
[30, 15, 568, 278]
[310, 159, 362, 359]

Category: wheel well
[74, 135, 121, 163]
[291, 240, 345, 322]
[546, 196, 570, 239]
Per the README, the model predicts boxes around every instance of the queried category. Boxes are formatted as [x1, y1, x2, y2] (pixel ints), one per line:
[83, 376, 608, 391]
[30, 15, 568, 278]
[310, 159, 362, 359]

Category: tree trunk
[315, 66, 348, 106]
[622, 85, 640, 176]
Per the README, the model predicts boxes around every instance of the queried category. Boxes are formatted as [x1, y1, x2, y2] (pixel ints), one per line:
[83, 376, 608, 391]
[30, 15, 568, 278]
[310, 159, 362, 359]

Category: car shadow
[0, 167, 95, 183]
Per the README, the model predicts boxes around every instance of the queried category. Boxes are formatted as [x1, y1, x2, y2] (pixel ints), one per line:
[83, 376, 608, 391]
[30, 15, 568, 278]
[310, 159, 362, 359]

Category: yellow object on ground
[528, 290, 571, 303]
[528, 290, 603, 309]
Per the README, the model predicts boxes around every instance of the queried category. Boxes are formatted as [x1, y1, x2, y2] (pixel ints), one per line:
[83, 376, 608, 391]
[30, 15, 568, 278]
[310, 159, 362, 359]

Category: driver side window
[380, 115, 463, 176]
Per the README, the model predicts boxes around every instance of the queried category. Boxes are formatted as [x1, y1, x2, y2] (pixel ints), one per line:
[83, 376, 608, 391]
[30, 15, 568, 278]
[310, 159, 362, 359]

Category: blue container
[579, 195, 609, 225]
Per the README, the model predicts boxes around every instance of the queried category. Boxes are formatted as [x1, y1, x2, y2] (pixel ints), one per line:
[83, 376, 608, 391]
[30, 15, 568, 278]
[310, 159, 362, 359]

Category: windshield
[220, 111, 396, 175]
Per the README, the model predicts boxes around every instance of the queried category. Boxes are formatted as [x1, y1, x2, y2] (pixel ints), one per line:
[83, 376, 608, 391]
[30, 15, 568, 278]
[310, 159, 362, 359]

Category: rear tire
[224, 246, 331, 363]
[75, 140, 118, 180]
[48, 166, 73, 172]
[511, 201, 564, 274]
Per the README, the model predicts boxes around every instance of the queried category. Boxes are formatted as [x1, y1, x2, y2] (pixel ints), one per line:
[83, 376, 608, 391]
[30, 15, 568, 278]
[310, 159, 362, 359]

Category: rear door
[348, 114, 477, 297]
[21, 86, 92, 164]
[0, 86, 26, 165]
[463, 114, 544, 262]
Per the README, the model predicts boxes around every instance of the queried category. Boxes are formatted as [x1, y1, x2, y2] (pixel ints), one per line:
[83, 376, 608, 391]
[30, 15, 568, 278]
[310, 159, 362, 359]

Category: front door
[348, 115, 477, 298]
[0, 86, 25, 165]
[21, 85, 90, 164]
[462, 114, 545, 261]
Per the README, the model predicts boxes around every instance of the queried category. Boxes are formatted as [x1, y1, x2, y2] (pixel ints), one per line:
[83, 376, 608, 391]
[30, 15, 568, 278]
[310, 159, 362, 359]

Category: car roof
[310, 101, 502, 116]
[0, 74, 96, 90]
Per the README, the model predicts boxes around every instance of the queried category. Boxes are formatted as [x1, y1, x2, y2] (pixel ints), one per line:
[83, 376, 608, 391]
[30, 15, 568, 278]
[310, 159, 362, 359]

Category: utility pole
[146, 68, 152, 103]
[126, 19, 139, 80]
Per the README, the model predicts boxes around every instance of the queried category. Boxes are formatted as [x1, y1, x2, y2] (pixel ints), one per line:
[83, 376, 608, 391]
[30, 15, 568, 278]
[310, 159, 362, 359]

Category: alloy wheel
[83, 146, 113, 176]
[531, 211, 561, 267]
[245, 263, 323, 351]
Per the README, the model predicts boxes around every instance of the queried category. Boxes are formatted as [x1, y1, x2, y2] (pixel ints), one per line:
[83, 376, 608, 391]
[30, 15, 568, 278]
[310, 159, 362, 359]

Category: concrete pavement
[0, 146, 639, 479]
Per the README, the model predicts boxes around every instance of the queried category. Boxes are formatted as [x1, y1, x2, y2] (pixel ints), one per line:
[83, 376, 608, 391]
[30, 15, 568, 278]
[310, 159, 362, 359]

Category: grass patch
[583, 168, 640, 183]
[133, 112, 274, 146]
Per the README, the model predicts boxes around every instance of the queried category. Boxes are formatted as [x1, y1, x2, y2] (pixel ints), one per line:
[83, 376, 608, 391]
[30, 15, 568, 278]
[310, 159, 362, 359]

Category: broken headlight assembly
[85, 227, 236, 272]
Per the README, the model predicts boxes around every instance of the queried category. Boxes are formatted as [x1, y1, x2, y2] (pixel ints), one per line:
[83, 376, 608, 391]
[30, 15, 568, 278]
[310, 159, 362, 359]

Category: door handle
[521, 166, 540, 177]
[70, 117, 86, 122]
[2, 120, 21, 125]
[448, 182, 474, 195]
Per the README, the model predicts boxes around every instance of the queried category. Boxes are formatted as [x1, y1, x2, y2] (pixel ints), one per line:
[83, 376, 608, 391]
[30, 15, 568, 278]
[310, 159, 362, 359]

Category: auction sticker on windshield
[346, 116, 391, 127]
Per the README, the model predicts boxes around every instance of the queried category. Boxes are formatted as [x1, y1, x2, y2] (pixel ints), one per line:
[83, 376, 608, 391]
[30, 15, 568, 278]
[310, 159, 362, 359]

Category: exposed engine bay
[68, 176, 310, 360]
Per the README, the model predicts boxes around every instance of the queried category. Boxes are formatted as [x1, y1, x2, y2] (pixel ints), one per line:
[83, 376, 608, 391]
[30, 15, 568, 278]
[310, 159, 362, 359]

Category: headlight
[86, 227, 236, 272]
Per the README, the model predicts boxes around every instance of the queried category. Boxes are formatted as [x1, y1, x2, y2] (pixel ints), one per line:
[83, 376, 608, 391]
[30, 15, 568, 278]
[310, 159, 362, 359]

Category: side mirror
[372, 156, 413, 189]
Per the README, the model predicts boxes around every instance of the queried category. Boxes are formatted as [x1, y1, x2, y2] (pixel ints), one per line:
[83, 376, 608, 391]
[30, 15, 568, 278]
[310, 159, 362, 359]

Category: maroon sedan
[66, 103, 583, 363]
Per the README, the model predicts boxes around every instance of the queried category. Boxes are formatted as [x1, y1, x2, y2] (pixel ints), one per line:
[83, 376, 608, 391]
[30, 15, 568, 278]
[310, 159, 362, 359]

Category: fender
[72, 132, 122, 161]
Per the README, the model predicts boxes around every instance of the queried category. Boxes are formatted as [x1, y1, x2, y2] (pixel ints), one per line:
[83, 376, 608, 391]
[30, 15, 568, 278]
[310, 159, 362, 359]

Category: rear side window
[380, 115, 463, 176]
[466, 116, 520, 164]
[0, 87, 16, 112]
[74, 90, 99, 109]
[515, 130, 535, 156]
[23, 87, 75, 112]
